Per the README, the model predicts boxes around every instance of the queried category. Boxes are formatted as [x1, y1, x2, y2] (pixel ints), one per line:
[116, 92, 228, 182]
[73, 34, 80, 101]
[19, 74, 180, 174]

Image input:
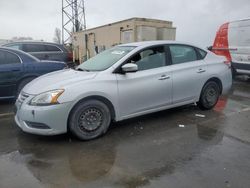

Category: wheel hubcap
[78, 108, 103, 132]
[205, 86, 218, 105]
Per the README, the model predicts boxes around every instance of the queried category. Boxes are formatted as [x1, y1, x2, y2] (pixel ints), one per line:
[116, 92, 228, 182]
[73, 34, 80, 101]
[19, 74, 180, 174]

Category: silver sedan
[15, 41, 232, 140]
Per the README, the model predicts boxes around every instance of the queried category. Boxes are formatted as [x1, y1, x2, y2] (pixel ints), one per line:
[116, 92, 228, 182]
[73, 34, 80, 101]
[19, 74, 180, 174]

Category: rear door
[116, 45, 172, 119]
[0, 50, 22, 98]
[169, 44, 207, 104]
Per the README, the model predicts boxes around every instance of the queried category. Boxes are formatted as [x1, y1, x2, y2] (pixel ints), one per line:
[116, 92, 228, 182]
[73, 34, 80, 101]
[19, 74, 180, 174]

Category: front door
[116, 45, 172, 119]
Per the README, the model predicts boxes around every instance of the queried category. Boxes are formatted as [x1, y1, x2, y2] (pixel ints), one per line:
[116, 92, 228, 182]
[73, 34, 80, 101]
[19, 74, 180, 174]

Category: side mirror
[121, 63, 138, 73]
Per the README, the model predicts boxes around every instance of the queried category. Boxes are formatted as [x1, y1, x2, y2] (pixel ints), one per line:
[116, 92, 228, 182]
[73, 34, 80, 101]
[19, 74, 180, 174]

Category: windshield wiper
[77, 68, 90, 72]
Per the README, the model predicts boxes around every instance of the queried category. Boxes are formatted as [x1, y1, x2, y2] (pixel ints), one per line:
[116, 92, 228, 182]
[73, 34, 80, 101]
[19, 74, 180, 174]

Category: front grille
[17, 92, 30, 105]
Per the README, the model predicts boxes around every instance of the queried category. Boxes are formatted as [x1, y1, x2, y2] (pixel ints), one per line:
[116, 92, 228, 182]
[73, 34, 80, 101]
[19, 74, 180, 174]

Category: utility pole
[62, 0, 86, 44]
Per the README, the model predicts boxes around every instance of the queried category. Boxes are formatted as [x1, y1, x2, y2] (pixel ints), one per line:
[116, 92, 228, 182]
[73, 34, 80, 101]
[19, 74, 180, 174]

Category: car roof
[119, 40, 206, 50]
[0, 47, 39, 61]
[0, 46, 27, 55]
[3, 41, 63, 46]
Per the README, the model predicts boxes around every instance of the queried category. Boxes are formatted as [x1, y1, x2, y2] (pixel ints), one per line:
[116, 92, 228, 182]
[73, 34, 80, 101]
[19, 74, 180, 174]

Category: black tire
[69, 100, 111, 140]
[231, 66, 237, 79]
[198, 81, 220, 110]
[17, 77, 36, 97]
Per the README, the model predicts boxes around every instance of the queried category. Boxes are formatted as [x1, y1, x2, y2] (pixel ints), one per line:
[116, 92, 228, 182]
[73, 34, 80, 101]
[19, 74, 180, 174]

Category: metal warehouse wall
[72, 18, 176, 62]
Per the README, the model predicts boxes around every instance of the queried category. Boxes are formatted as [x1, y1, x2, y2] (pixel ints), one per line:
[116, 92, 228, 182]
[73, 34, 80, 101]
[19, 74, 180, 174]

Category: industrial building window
[127, 46, 166, 71]
[169, 45, 198, 64]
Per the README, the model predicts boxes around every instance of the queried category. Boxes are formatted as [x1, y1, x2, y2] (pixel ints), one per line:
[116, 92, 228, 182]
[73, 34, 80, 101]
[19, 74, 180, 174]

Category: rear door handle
[197, 69, 206, 73]
[158, 75, 170, 80]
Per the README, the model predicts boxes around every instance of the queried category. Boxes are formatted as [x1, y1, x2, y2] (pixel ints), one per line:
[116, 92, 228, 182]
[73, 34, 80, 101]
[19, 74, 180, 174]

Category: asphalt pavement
[0, 77, 250, 188]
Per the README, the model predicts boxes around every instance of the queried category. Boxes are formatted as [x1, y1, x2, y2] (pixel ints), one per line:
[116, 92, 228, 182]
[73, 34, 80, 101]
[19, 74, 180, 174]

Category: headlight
[30, 89, 64, 106]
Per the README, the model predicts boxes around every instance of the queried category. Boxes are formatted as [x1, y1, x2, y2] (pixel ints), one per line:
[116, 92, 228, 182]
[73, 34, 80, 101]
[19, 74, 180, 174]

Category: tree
[53, 28, 61, 44]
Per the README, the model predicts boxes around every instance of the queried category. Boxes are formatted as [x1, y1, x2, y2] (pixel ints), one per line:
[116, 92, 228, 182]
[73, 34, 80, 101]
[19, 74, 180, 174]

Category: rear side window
[169, 45, 198, 64]
[0, 50, 21, 64]
[23, 44, 47, 52]
[196, 48, 207, 59]
[46, 45, 62, 52]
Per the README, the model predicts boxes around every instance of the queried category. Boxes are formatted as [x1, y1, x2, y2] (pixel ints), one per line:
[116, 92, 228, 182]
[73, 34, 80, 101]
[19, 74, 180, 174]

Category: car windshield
[77, 46, 135, 71]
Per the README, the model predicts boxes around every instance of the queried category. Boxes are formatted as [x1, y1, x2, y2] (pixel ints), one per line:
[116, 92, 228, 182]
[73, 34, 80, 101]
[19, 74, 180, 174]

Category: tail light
[68, 52, 73, 62]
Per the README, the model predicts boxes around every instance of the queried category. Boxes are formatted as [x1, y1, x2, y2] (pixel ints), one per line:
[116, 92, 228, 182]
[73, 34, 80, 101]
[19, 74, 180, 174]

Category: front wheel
[198, 81, 220, 110]
[69, 100, 111, 140]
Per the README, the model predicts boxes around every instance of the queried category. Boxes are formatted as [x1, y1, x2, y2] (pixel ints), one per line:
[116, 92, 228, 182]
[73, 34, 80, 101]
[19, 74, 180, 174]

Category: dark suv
[3, 41, 73, 63]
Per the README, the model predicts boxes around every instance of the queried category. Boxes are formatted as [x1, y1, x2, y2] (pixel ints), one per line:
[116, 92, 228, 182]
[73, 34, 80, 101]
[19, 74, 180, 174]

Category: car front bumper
[15, 100, 72, 136]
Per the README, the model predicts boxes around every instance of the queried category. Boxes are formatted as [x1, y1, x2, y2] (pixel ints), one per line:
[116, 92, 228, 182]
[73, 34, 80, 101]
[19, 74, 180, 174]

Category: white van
[212, 18, 250, 76]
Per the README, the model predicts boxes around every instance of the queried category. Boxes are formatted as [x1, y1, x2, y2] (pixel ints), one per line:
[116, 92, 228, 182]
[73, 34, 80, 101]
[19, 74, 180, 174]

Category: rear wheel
[69, 100, 111, 140]
[198, 81, 220, 110]
[231, 66, 237, 79]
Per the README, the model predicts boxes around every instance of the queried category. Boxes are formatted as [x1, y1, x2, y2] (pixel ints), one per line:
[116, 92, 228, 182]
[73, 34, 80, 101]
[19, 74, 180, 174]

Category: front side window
[127, 46, 166, 71]
[169, 45, 198, 65]
[0, 50, 21, 64]
[77, 46, 135, 71]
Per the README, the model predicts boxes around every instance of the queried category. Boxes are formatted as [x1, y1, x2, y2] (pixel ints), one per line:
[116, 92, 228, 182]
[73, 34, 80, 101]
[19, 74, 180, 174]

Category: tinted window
[0, 50, 21, 64]
[170, 45, 198, 64]
[23, 44, 46, 52]
[5, 44, 21, 50]
[46, 45, 62, 52]
[127, 46, 166, 71]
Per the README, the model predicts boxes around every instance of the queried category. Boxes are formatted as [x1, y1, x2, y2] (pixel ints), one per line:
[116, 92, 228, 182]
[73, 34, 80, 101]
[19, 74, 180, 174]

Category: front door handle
[158, 75, 170, 80]
[197, 69, 206, 73]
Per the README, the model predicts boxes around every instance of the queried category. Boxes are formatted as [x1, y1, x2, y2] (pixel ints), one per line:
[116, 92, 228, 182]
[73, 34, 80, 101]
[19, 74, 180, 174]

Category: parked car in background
[211, 18, 250, 76]
[3, 41, 73, 63]
[15, 41, 232, 140]
[0, 47, 66, 99]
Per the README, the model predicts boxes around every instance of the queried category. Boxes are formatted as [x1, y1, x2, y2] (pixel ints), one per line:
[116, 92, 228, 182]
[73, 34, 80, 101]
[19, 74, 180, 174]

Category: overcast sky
[0, 0, 249, 47]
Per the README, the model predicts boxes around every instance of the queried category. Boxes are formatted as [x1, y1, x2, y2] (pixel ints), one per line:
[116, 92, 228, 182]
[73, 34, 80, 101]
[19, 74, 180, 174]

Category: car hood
[23, 69, 97, 95]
